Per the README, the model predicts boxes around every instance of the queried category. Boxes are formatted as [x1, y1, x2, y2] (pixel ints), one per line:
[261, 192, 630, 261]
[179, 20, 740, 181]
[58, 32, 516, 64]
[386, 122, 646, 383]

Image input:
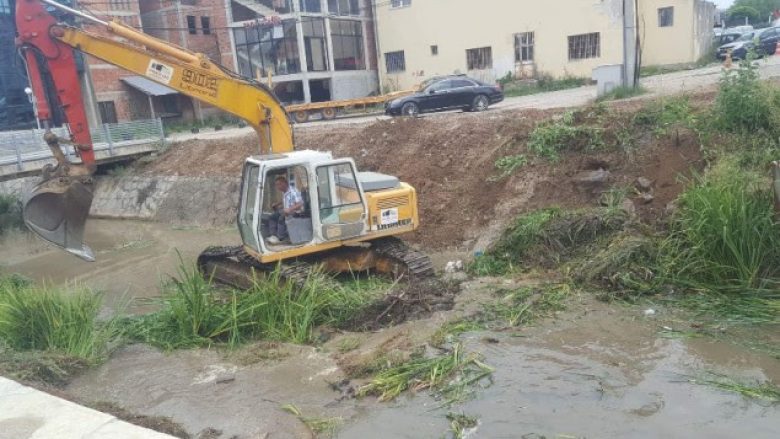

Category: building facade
[374, 0, 716, 91]
[0, 0, 36, 130]
[227, 0, 378, 103]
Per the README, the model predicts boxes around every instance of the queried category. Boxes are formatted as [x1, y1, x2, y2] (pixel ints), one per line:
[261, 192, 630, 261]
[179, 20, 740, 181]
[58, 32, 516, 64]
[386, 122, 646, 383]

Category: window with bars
[328, 0, 360, 16]
[330, 19, 365, 70]
[466, 47, 492, 70]
[658, 7, 674, 27]
[515, 32, 534, 63]
[201, 17, 211, 35]
[391, 0, 411, 8]
[385, 51, 405, 73]
[186, 16, 197, 35]
[568, 33, 600, 60]
[109, 0, 131, 10]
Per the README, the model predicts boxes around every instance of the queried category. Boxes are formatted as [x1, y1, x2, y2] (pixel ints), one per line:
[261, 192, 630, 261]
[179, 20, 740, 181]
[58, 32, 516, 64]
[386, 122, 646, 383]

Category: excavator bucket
[23, 177, 95, 262]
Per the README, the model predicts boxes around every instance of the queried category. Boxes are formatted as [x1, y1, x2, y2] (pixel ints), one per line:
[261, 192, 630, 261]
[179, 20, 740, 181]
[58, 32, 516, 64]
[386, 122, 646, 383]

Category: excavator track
[196, 238, 435, 290]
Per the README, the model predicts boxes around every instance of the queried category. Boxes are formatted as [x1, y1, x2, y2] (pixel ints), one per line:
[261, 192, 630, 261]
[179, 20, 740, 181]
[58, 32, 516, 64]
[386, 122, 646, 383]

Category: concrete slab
[0, 377, 176, 439]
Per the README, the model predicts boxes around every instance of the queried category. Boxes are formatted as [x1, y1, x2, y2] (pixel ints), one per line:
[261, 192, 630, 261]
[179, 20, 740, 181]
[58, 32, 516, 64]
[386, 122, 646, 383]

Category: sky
[713, 0, 734, 8]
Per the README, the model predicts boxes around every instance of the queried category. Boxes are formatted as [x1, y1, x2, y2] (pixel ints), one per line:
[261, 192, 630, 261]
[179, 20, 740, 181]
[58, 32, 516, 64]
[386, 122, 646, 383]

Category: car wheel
[471, 95, 489, 112]
[401, 102, 419, 117]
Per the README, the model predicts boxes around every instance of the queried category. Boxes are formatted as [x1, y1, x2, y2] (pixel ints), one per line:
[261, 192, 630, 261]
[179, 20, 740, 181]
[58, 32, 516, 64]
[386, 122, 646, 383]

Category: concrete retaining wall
[0, 175, 241, 226]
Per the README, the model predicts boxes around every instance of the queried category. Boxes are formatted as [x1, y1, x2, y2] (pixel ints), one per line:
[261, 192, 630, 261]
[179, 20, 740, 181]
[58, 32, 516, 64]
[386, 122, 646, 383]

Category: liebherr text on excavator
[15, 0, 433, 285]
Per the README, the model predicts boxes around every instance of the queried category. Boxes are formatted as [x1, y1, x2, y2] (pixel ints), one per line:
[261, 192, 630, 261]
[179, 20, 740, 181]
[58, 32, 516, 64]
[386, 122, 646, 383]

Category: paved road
[0, 377, 174, 438]
[168, 56, 780, 143]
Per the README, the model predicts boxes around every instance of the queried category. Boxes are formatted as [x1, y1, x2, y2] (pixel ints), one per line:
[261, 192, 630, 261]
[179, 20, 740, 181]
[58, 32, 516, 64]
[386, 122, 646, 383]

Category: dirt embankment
[139, 98, 707, 251]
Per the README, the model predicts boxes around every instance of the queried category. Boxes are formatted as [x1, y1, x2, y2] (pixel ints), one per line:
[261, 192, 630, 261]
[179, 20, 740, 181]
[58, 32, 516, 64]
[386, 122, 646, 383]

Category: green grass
[501, 75, 588, 98]
[357, 343, 493, 403]
[711, 57, 780, 135]
[0, 275, 120, 361]
[128, 262, 384, 349]
[430, 319, 486, 347]
[489, 154, 528, 181]
[527, 110, 605, 161]
[0, 194, 24, 235]
[690, 373, 780, 402]
[482, 284, 570, 328]
[596, 85, 648, 102]
[632, 96, 696, 136]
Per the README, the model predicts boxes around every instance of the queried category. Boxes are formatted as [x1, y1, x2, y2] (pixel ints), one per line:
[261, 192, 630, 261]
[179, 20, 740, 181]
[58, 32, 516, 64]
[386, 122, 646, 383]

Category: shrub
[633, 96, 696, 136]
[711, 58, 780, 134]
[0, 276, 119, 360]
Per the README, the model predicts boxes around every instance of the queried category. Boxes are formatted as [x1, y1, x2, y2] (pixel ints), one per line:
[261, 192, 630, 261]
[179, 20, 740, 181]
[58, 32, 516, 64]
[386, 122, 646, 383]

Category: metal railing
[0, 118, 165, 170]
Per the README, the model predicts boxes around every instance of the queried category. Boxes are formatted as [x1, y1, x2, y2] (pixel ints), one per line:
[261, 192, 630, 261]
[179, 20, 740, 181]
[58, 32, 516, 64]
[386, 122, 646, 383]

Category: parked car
[714, 31, 743, 47]
[717, 31, 758, 60]
[755, 27, 780, 56]
[385, 75, 504, 117]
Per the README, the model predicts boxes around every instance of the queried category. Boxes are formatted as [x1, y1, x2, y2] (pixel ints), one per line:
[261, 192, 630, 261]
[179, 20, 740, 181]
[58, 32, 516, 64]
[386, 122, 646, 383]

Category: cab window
[317, 163, 363, 224]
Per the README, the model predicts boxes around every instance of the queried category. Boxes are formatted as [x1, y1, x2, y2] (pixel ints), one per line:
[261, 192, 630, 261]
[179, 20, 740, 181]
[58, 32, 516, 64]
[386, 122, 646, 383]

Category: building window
[568, 32, 600, 60]
[303, 18, 328, 72]
[186, 16, 197, 35]
[254, 0, 291, 14]
[466, 47, 492, 70]
[515, 32, 534, 63]
[658, 7, 674, 27]
[391, 0, 411, 8]
[0, 0, 10, 14]
[328, 0, 360, 16]
[233, 20, 301, 79]
[109, 0, 131, 10]
[385, 51, 405, 73]
[98, 101, 118, 124]
[300, 0, 321, 12]
[201, 17, 211, 35]
[330, 19, 364, 70]
[430, 45, 438, 56]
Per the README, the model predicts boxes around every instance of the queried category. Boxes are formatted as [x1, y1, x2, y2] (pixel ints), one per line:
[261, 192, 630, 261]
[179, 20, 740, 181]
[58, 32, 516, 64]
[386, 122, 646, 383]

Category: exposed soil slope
[140, 99, 706, 250]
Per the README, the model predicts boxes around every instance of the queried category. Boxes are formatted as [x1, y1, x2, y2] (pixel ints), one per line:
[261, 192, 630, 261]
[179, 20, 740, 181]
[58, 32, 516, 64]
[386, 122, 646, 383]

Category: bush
[660, 160, 780, 293]
[0, 194, 24, 235]
[633, 96, 696, 136]
[0, 276, 119, 360]
[711, 58, 780, 134]
[527, 111, 605, 160]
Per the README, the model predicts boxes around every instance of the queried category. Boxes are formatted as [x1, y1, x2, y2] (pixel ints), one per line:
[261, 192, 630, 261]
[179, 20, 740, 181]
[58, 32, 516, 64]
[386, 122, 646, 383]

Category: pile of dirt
[341, 279, 459, 331]
[138, 96, 708, 251]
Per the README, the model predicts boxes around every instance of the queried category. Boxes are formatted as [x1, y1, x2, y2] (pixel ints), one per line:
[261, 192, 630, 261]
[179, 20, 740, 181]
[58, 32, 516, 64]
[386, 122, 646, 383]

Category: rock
[643, 308, 656, 316]
[444, 260, 464, 273]
[573, 169, 610, 187]
[621, 198, 637, 217]
[635, 177, 653, 192]
[639, 193, 654, 204]
[442, 271, 468, 283]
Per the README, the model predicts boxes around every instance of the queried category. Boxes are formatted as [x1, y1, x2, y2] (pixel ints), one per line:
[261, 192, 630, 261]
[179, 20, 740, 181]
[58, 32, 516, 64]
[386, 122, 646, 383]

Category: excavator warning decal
[146, 60, 173, 84]
[380, 208, 399, 225]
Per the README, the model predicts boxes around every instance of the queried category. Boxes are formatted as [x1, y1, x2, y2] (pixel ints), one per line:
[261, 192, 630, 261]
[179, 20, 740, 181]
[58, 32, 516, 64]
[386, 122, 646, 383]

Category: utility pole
[622, 0, 638, 88]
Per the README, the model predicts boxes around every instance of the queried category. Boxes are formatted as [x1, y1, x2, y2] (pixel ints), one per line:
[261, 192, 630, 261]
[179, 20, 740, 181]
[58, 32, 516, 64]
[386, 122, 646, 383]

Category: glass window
[658, 7, 674, 27]
[328, 0, 360, 16]
[515, 32, 534, 62]
[330, 19, 365, 70]
[98, 101, 118, 124]
[452, 79, 475, 88]
[466, 47, 492, 70]
[568, 32, 600, 60]
[427, 80, 452, 92]
[430, 45, 438, 56]
[391, 0, 411, 8]
[232, 20, 301, 78]
[300, 0, 321, 12]
[0, 0, 11, 15]
[201, 16, 211, 35]
[385, 51, 405, 73]
[303, 18, 328, 71]
[186, 15, 197, 35]
[317, 163, 363, 224]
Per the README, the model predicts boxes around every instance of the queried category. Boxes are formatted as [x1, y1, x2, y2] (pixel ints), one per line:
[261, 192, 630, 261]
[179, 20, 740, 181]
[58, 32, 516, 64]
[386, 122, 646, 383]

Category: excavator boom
[15, 0, 294, 260]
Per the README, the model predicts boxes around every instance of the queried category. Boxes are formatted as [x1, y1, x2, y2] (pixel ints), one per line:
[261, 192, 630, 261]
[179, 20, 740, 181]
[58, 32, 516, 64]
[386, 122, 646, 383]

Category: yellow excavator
[16, 0, 433, 285]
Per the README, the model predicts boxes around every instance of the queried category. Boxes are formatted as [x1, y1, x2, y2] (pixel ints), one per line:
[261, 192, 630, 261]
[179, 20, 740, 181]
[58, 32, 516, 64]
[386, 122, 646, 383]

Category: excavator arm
[15, 0, 293, 261]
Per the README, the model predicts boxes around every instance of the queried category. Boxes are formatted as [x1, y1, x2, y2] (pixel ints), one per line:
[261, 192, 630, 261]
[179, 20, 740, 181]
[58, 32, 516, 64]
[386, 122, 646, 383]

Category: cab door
[237, 162, 261, 252]
[315, 160, 367, 241]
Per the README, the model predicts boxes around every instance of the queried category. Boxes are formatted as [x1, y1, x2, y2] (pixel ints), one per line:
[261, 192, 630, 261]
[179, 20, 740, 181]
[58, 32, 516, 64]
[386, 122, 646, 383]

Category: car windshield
[417, 77, 443, 91]
[736, 32, 755, 42]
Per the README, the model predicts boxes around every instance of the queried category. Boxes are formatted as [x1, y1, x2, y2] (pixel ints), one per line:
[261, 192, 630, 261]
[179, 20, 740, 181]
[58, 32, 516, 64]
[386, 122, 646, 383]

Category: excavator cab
[237, 151, 369, 261]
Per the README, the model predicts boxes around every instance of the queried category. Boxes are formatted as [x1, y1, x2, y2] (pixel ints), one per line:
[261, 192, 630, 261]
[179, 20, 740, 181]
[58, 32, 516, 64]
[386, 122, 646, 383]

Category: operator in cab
[267, 175, 304, 244]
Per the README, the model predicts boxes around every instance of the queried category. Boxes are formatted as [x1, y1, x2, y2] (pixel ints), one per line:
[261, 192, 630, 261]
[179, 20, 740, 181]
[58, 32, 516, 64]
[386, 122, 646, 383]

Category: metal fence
[0, 118, 165, 170]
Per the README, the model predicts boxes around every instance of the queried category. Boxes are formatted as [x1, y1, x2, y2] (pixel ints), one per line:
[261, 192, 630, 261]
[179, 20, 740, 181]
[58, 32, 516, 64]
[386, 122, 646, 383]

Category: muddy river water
[1, 220, 779, 438]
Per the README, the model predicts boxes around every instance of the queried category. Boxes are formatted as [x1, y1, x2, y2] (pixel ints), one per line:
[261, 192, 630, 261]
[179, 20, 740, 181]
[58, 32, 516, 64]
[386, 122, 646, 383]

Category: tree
[728, 0, 780, 24]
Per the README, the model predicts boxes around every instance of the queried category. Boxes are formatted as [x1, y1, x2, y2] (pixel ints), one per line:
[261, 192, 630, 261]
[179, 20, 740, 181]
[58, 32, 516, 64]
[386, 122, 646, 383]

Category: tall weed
[711, 58, 780, 134]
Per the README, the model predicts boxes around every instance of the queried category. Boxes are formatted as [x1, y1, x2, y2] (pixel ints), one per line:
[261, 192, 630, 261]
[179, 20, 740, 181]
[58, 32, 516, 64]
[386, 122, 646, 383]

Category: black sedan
[386, 76, 504, 117]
